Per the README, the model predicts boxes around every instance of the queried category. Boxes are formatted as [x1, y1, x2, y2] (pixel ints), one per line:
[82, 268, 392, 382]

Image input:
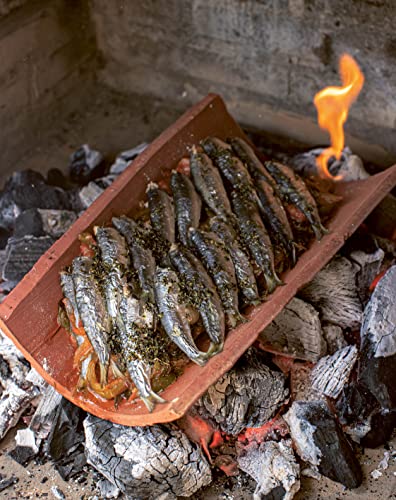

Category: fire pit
[0, 2, 395, 498]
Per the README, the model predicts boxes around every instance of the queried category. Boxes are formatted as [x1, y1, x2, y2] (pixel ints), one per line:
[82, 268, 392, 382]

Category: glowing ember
[314, 54, 364, 179]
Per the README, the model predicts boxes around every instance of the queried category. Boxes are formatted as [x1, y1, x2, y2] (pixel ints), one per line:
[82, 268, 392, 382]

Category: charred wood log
[194, 348, 289, 436]
[284, 400, 362, 489]
[259, 298, 326, 362]
[299, 256, 362, 330]
[348, 247, 384, 305]
[358, 265, 396, 410]
[311, 345, 358, 399]
[84, 415, 212, 498]
[237, 439, 300, 500]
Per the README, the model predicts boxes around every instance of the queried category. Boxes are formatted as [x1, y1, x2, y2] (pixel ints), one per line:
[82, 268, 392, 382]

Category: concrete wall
[91, 0, 396, 158]
[0, 0, 96, 173]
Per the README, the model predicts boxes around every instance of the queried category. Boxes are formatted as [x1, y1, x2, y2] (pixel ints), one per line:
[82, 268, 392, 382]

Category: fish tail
[290, 242, 297, 265]
[205, 341, 224, 358]
[227, 310, 247, 328]
[110, 358, 125, 379]
[99, 362, 108, 387]
[141, 391, 167, 413]
[264, 272, 281, 293]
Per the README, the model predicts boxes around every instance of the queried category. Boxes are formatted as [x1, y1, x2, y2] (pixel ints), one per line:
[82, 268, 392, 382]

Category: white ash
[371, 469, 383, 479]
[84, 415, 212, 498]
[299, 255, 362, 330]
[361, 265, 396, 358]
[237, 439, 300, 500]
[311, 345, 358, 399]
[109, 143, 148, 175]
[260, 297, 326, 362]
[322, 324, 347, 354]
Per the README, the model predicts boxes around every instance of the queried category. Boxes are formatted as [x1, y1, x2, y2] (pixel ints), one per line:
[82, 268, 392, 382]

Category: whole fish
[118, 288, 166, 412]
[189, 147, 233, 220]
[201, 137, 258, 206]
[112, 216, 156, 305]
[170, 170, 202, 247]
[209, 216, 259, 305]
[254, 178, 296, 266]
[95, 226, 166, 412]
[264, 161, 327, 240]
[231, 189, 281, 294]
[169, 244, 225, 354]
[72, 256, 112, 386]
[189, 227, 244, 327]
[146, 182, 175, 245]
[60, 270, 80, 329]
[154, 267, 209, 366]
[228, 137, 272, 181]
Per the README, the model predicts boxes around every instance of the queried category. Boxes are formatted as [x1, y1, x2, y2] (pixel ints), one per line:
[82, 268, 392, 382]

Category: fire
[314, 54, 364, 179]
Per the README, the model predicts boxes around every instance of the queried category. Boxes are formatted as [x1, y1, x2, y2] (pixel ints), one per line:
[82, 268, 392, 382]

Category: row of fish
[59, 136, 327, 412]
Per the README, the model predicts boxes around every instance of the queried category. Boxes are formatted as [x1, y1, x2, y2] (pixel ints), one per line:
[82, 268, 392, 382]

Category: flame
[314, 54, 364, 179]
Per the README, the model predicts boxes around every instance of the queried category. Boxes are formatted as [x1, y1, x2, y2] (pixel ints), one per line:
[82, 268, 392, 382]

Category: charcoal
[45, 398, 87, 480]
[94, 175, 117, 189]
[259, 297, 326, 362]
[2, 235, 54, 282]
[84, 415, 212, 498]
[358, 265, 396, 409]
[37, 209, 77, 239]
[51, 486, 66, 500]
[30, 385, 63, 440]
[237, 439, 300, 500]
[284, 400, 362, 488]
[0, 227, 11, 249]
[13, 209, 45, 238]
[109, 143, 148, 175]
[0, 170, 73, 230]
[0, 280, 18, 293]
[8, 445, 36, 465]
[291, 147, 368, 180]
[311, 345, 358, 399]
[78, 182, 104, 209]
[299, 255, 362, 330]
[290, 362, 322, 402]
[348, 247, 384, 304]
[194, 349, 289, 435]
[322, 324, 346, 354]
[69, 144, 103, 184]
[360, 410, 396, 448]
[97, 478, 120, 499]
[0, 476, 18, 492]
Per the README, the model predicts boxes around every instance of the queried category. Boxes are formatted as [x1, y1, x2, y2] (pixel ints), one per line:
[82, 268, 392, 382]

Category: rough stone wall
[91, 0, 396, 157]
[0, 0, 96, 173]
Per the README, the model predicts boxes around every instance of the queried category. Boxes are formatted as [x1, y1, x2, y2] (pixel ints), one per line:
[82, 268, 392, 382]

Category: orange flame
[314, 54, 364, 179]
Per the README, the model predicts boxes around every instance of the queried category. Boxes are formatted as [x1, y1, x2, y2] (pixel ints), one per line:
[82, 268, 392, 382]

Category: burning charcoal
[78, 182, 104, 209]
[348, 247, 384, 304]
[2, 235, 54, 282]
[291, 147, 368, 181]
[37, 209, 77, 239]
[358, 265, 396, 410]
[69, 144, 103, 184]
[194, 349, 289, 435]
[45, 398, 87, 480]
[237, 439, 300, 500]
[13, 209, 45, 238]
[322, 324, 346, 354]
[109, 143, 148, 175]
[259, 298, 326, 362]
[84, 415, 212, 498]
[284, 400, 362, 488]
[311, 345, 358, 399]
[299, 256, 362, 330]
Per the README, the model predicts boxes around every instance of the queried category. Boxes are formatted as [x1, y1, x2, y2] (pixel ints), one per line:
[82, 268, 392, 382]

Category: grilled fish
[72, 256, 112, 386]
[190, 148, 233, 220]
[169, 244, 225, 353]
[146, 182, 175, 245]
[201, 137, 259, 206]
[189, 227, 243, 327]
[112, 216, 156, 305]
[170, 170, 202, 247]
[264, 161, 327, 240]
[231, 189, 281, 294]
[154, 267, 208, 366]
[209, 216, 259, 305]
[95, 226, 166, 412]
[228, 137, 272, 181]
[60, 270, 80, 329]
